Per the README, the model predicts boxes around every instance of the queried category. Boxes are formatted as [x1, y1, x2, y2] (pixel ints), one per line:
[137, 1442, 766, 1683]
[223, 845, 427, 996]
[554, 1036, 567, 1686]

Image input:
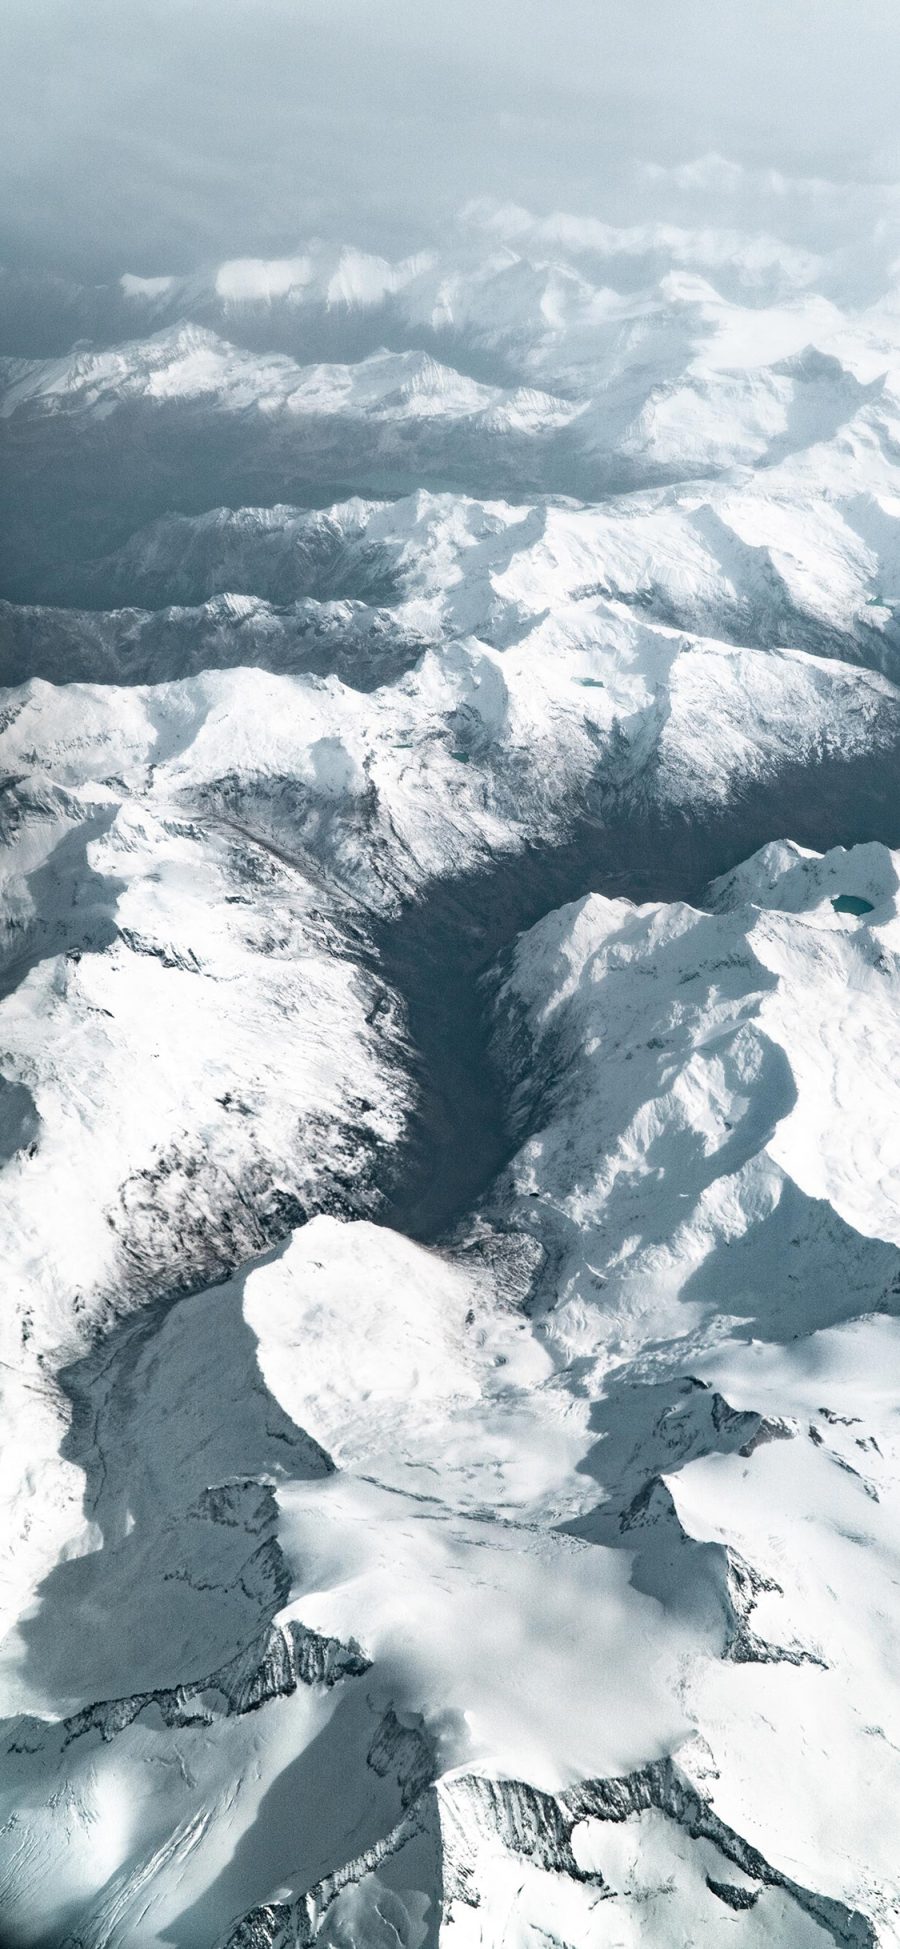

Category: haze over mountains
[4, 187, 900, 1948]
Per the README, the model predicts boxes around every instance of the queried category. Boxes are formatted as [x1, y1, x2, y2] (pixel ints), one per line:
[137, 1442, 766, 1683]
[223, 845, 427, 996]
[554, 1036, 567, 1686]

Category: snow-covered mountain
[5, 852, 900, 1945]
[9, 221, 900, 605]
[13, 481, 900, 677]
[3, 218, 900, 1946]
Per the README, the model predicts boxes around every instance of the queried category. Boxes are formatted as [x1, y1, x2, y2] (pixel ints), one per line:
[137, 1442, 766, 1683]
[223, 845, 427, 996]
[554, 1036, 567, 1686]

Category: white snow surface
[4, 224, 900, 1946]
[496, 837, 900, 1366]
[14, 220, 900, 507]
[4, 843, 900, 1944]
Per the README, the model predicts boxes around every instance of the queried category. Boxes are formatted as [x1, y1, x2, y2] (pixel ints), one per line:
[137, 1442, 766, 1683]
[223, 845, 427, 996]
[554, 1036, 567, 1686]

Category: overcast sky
[5, 0, 900, 277]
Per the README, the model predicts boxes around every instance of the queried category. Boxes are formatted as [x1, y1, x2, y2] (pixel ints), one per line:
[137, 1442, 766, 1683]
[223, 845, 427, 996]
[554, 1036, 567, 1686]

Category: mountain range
[1, 219, 900, 1946]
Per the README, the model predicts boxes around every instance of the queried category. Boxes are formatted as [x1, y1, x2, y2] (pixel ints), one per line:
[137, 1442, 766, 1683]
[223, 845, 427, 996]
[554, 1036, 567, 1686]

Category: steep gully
[46, 737, 900, 1557]
[374, 740, 900, 1241]
[13, 736, 900, 1940]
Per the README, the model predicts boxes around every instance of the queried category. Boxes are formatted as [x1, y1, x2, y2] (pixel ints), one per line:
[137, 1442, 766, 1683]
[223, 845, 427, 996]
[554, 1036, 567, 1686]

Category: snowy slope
[79, 482, 900, 670]
[0, 701, 417, 1664]
[6, 224, 900, 473]
[493, 838, 900, 1367]
[3, 216, 900, 1948]
[4, 848, 900, 1944]
[0, 331, 571, 431]
[226, 848, 900, 1944]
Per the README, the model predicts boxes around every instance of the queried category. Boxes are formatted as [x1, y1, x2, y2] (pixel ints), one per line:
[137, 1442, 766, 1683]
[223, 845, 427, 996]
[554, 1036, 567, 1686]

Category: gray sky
[5, 0, 900, 276]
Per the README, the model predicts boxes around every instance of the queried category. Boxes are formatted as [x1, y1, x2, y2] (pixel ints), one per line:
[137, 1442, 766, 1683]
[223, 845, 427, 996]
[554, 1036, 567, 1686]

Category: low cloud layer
[6, 0, 900, 278]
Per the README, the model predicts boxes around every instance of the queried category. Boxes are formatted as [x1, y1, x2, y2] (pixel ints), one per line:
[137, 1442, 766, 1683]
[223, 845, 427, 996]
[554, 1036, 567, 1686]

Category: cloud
[5, 1, 900, 279]
[120, 273, 176, 300]
[462, 201, 824, 293]
[215, 256, 313, 304]
[640, 155, 831, 199]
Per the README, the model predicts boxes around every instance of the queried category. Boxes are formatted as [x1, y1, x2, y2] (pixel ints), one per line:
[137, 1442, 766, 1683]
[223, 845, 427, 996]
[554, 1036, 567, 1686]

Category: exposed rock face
[59, 1619, 372, 1747]
[218, 1759, 877, 1949]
